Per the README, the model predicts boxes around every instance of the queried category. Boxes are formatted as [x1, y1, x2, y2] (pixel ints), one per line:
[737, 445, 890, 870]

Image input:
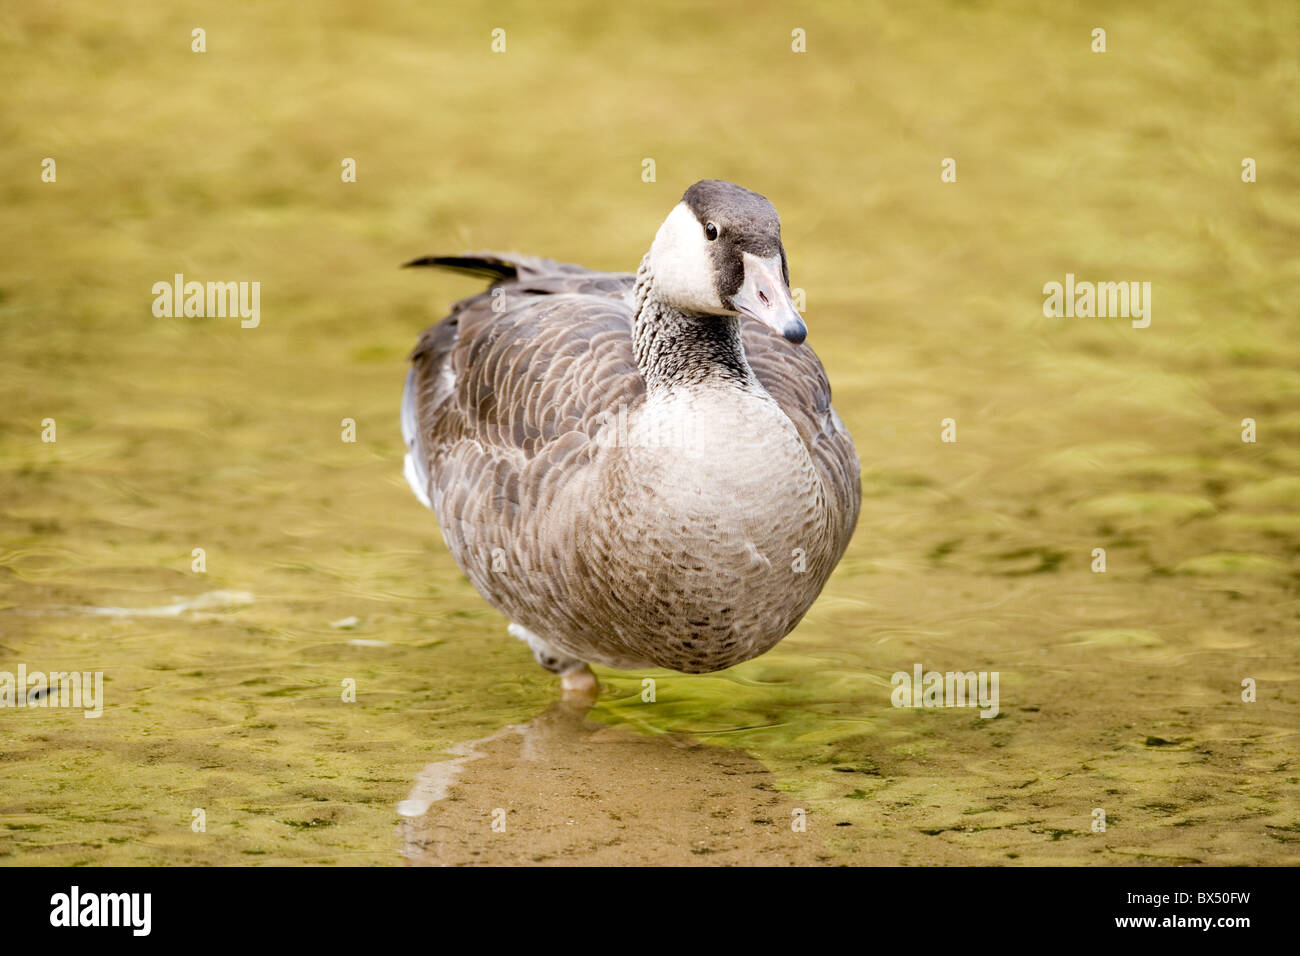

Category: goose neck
[631, 256, 758, 394]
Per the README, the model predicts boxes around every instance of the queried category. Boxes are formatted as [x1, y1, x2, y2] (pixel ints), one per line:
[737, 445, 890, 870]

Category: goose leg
[507, 623, 598, 698]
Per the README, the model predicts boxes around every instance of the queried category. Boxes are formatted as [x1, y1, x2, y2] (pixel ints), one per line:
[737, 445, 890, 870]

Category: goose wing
[740, 323, 861, 558]
[403, 253, 858, 571]
[402, 254, 643, 581]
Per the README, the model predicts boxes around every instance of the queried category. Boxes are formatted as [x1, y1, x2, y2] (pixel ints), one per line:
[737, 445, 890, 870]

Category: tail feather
[403, 250, 596, 284]
[402, 254, 519, 281]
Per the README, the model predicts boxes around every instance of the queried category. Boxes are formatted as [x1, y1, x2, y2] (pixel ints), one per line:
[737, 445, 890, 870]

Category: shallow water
[2, 0, 1298, 865]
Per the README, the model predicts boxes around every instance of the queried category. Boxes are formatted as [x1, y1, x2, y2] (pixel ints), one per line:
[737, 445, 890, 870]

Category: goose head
[646, 180, 806, 344]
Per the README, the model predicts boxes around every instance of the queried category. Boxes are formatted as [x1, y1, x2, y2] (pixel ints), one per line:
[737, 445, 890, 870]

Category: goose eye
[704, 222, 719, 241]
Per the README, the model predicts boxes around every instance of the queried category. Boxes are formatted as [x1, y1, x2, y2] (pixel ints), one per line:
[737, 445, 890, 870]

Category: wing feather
[403, 252, 859, 585]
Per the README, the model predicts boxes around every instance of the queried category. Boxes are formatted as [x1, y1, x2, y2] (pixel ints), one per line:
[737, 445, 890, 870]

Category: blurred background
[1, 0, 1296, 865]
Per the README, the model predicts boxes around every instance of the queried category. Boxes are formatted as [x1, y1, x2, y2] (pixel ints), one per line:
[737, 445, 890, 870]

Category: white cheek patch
[647, 203, 726, 314]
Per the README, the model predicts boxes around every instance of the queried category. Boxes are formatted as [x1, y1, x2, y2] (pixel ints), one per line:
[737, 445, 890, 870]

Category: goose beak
[730, 252, 807, 344]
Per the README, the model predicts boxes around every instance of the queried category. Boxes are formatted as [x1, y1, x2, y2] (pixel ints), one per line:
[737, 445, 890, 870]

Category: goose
[401, 180, 860, 694]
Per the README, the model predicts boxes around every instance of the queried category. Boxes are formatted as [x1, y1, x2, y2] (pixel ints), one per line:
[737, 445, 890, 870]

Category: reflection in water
[399, 699, 832, 866]
[17, 589, 255, 619]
